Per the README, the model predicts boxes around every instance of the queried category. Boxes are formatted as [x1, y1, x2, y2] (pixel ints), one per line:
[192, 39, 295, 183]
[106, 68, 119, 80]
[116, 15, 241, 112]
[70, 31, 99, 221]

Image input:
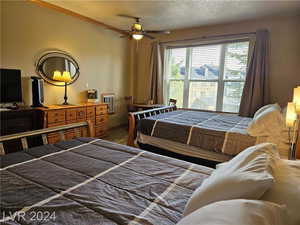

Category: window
[165, 41, 250, 113]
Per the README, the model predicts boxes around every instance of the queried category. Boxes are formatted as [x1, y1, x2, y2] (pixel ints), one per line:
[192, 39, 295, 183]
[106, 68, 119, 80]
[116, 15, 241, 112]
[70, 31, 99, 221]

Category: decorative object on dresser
[35, 50, 80, 105]
[31, 76, 45, 107]
[39, 103, 108, 144]
[101, 93, 115, 114]
[35, 50, 80, 86]
[53, 70, 72, 105]
[0, 107, 43, 154]
[87, 89, 99, 103]
[286, 86, 300, 160]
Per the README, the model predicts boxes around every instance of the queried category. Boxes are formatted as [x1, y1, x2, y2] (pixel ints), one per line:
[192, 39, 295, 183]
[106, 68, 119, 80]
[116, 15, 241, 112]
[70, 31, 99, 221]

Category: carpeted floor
[102, 126, 128, 145]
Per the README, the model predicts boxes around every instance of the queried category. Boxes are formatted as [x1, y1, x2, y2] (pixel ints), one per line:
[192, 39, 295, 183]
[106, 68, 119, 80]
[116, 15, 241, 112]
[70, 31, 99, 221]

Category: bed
[0, 137, 213, 225]
[0, 121, 298, 225]
[128, 106, 291, 162]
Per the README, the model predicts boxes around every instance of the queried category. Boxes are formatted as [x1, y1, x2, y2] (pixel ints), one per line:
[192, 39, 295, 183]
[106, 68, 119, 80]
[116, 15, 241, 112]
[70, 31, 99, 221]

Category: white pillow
[216, 142, 280, 169]
[183, 143, 278, 216]
[227, 142, 280, 165]
[256, 136, 291, 159]
[177, 200, 286, 225]
[247, 104, 285, 137]
[261, 159, 300, 225]
[254, 103, 281, 119]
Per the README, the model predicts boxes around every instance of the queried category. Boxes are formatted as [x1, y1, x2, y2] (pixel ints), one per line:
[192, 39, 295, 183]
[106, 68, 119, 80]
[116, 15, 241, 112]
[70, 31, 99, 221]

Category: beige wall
[134, 15, 300, 107]
[1, 0, 132, 128]
[1, 1, 299, 128]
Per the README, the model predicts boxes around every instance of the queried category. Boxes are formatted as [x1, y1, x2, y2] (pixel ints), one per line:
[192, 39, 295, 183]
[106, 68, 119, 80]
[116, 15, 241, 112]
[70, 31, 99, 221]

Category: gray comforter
[138, 110, 256, 156]
[0, 138, 212, 225]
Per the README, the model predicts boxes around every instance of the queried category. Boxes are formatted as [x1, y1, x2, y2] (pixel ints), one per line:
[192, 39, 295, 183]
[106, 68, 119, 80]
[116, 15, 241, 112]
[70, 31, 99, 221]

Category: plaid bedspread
[138, 110, 257, 156]
[0, 138, 212, 225]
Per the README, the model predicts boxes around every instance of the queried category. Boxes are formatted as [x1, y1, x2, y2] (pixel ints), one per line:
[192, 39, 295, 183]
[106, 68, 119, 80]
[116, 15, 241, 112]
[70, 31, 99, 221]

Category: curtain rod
[160, 31, 256, 44]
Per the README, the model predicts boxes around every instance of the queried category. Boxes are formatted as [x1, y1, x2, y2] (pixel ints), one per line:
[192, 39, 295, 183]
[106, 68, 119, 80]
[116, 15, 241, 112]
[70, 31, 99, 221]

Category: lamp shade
[62, 71, 71, 83]
[293, 86, 300, 113]
[286, 102, 297, 127]
[53, 70, 62, 81]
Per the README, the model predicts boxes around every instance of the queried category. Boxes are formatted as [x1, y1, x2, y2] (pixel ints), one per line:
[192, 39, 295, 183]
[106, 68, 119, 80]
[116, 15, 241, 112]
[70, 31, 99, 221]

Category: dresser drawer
[90, 119, 96, 125]
[66, 119, 77, 125]
[66, 109, 77, 121]
[95, 105, 107, 115]
[76, 108, 86, 119]
[81, 127, 89, 137]
[66, 118, 89, 137]
[40, 104, 109, 142]
[48, 110, 65, 123]
[66, 119, 81, 137]
[47, 121, 65, 127]
[47, 134, 61, 144]
[47, 130, 65, 144]
[86, 106, 95, 118]
[95, 125, 107, 137]
[95, 115, 108, 125]
[47, 121, 65, 144]
[65, 130, 76, 140]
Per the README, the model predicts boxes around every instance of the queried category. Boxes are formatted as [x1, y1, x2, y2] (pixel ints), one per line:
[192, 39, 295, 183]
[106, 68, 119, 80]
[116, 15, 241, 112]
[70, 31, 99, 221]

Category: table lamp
[286, 86, 300, 160]
[53, 70, 72, 105]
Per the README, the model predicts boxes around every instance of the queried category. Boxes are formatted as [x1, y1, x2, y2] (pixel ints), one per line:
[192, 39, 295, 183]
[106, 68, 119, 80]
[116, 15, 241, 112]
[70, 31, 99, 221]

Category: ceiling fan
[118, 14, 170, 40]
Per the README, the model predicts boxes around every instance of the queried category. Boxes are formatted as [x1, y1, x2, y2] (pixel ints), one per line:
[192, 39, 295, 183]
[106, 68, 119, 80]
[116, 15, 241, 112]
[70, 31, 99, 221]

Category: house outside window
[164, 40, 250, 113]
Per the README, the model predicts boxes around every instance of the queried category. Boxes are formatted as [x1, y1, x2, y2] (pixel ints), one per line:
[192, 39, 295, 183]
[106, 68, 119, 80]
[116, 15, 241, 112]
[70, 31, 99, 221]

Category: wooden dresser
[39, 103, 108, 144]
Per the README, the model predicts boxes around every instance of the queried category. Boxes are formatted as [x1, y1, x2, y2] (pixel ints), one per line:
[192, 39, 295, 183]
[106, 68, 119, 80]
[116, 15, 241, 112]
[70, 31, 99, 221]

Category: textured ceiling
[46, 0, 300, 31]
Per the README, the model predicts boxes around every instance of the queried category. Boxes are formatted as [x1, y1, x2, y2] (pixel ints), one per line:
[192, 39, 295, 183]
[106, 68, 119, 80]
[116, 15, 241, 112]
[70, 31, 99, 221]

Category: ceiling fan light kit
[132, 23, 142, 31]
[132, 33, 144, 40]
[118, 14, 170, 41]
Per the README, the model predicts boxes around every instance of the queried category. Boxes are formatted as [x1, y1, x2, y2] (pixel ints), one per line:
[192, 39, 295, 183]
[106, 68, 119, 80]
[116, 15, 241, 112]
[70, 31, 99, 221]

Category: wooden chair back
[169, 98, 177, 106]
[124, 96, 136, 112]
[124, 96, 133, 104]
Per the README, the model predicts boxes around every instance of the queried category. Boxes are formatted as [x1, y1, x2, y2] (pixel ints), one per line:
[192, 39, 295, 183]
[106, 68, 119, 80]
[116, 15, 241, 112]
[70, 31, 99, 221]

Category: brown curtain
[149, 41, 164, 104]
[239, 29, 270, 117]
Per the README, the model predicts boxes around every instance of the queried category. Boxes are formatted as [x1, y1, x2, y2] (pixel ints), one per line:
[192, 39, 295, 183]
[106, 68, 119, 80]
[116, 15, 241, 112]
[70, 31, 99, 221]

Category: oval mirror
[36, 51, 80, 86]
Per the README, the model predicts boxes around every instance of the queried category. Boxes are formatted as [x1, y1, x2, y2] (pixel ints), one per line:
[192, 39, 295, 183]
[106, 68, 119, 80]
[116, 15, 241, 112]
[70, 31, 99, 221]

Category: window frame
[164, 38, 253, 112]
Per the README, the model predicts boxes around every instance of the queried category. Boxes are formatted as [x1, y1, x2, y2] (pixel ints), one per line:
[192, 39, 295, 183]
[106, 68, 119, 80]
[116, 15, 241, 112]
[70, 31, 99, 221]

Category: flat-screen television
[0, 69, 22, 103]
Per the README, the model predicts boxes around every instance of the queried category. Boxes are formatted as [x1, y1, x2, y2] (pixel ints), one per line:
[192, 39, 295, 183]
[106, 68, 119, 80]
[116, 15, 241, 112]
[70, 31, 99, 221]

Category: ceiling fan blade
[119, 31, 131, 38]
[145, 30, 170, 34]
[117, 14, 140, 21]
[143, 33, 156, 40]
